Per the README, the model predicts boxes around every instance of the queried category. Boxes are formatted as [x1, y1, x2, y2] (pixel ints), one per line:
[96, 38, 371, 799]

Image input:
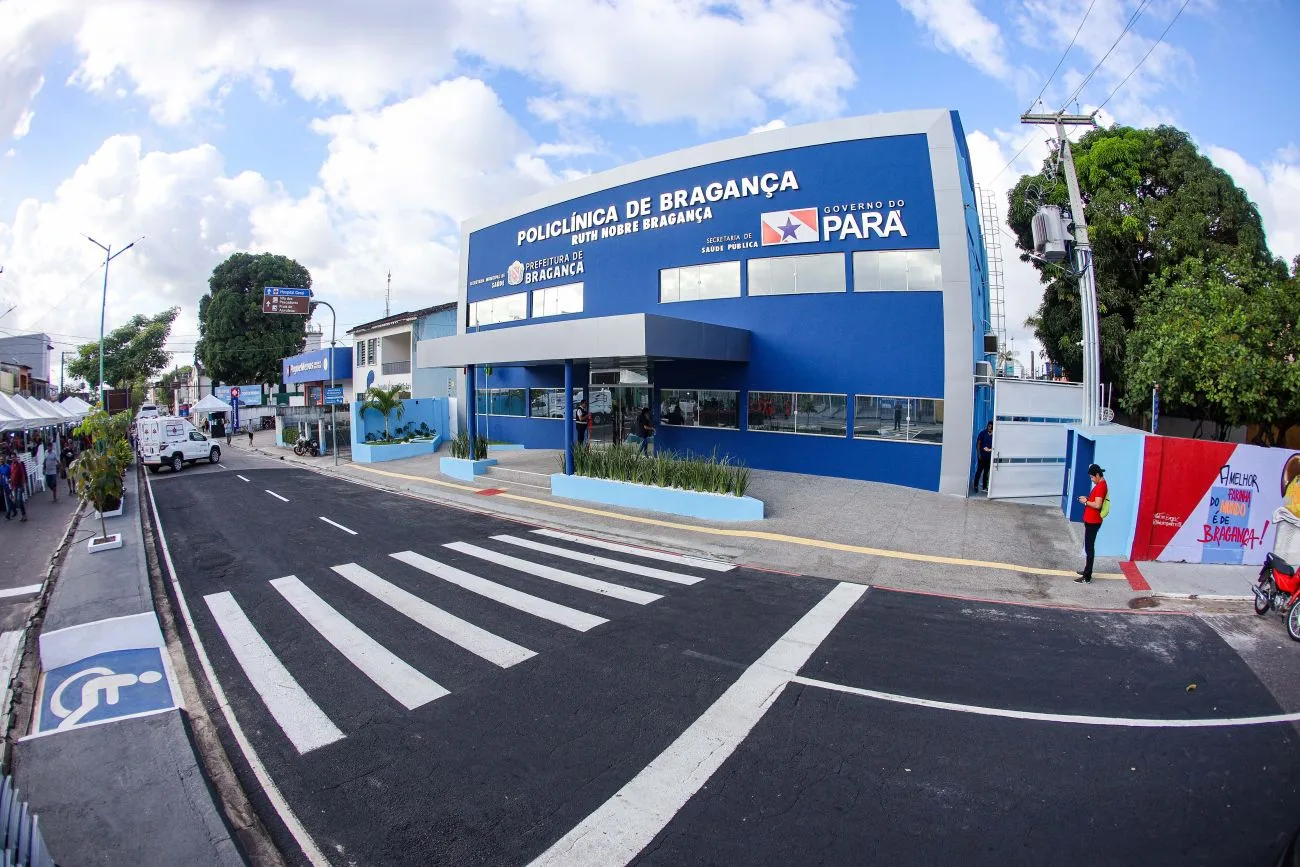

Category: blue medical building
[420, 110, 992, 495]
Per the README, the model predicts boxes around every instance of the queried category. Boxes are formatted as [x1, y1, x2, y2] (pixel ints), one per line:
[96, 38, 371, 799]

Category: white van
[139, 415, 220, 473]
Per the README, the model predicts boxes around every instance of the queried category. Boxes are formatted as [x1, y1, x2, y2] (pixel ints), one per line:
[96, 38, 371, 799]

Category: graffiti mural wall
[1130, 436, 1300, 564]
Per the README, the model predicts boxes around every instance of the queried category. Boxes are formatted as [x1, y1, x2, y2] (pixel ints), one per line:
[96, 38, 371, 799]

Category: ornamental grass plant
[564, 443, 750, 497]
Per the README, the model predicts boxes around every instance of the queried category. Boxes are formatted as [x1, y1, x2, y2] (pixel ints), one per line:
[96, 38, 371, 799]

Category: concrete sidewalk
[232, 439, 1256, 611]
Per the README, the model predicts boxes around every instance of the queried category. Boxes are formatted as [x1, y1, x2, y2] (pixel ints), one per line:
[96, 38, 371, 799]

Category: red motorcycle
[1253, 552, 1300, 641]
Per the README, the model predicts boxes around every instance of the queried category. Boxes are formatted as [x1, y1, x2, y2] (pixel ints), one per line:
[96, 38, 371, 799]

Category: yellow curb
[347, 463, 1124, 581]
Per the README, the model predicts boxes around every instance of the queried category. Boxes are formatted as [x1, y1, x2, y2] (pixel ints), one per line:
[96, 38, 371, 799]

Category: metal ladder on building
[977, 186, 1008, 362]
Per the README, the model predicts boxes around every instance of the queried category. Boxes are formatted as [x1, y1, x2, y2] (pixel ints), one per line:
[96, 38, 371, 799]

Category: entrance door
[589, 386, 651, 446]
[986, 379, 1084, 499]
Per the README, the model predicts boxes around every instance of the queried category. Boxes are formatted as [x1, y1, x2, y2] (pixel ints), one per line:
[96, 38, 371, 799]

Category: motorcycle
[1252, 551, 1300, 641]
[293, 437, 321, 458]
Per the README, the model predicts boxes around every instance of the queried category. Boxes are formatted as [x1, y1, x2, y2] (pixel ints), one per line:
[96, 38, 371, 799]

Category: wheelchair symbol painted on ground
[36, 647, 177, 734]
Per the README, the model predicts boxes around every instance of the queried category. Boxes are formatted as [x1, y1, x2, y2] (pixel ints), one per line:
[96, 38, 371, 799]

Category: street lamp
[309, 300, 339, 467]
[84, 234, 142, 407]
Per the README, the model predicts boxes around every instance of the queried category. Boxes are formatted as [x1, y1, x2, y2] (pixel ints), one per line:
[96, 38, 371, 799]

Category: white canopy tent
[190, 394, 233, 414]
[0, 394, 54, 428]
[60, 396, 92, 416]
[35, 399, 75, 422]
[14, 395, 62, 426]
[0, 402, 22, 432]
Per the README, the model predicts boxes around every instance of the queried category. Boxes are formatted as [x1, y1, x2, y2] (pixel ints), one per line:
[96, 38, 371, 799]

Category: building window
[659, 389, 740, 429]
[367, 337, 379, 365]
[659, 262, 741, 303]
[355, 340, 366, 367]
[532, 282, 584, 318]
[476, 388, 527, 416]
[854, 395, 944, 443]
[747, 253, 846, 296]
[529, 388, 567, 418]
[853, 249, 942, 292]
[747, 391, 848, 437]
[469, 292, 528, 327]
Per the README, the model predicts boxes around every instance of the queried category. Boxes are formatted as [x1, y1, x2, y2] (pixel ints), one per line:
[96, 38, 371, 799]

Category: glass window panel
[794, 393, 848, 436]
[532, 282, 584, 318]
[469, 292, 528, 327]
[482, 387, 526, 416]
[749, 254, 844, 296]
[697, 390, 739, 429]
[748, 391, 796, 433]
[530, 388, 567, 418]
[907, 250, 942, 291]
[747, 257, 795, 296]
[853, 251, 880, 292]
[854, 395, 943, 443]
[660, 262, 740, 303]
[659, 390, 697, 426]
[878, 251, 907, 290]
[659, 270, 679, 303]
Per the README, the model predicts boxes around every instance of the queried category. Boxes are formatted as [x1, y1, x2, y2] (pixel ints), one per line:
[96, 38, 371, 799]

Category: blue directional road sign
[37, 647, 176, 734]
[263, 286, 312, 297]
[324, 386, 345, 406]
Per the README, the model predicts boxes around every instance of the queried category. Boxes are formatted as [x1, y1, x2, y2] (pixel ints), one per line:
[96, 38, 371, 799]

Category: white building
[350, 304, 455, 395]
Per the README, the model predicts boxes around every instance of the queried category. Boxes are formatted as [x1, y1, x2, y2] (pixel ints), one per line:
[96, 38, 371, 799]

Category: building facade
[0, 335, 51, 387]
[351, 303, 458, 398]
[419, 110, 992, 494]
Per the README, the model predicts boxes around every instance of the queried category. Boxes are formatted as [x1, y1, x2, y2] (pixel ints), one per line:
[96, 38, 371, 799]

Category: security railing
[381, 361, 411, 375]
[0, 776, 54, 867]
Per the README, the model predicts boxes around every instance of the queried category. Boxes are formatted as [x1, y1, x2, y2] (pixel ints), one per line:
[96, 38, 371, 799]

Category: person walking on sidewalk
[247, 425, 254, 447]
[972, 421, 993, 492]
[7, 454, 27, 522]
[574, 400, 589, 446]
[42, 448, 59, 502]
[1075, 463, 1108, 584]
[61, 442, 76, 496]
[636, 406, 655, 457]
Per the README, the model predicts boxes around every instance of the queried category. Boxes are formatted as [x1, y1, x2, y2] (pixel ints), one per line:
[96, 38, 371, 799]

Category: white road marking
[270, 576, 447, 711]
[391, 551, 607, 632]
[0, 583, 41, 599]
[146, 472, 331, 866]
[236, 475, 250, 482]
[532, 529, 735, 572]
[447, 541, 662, 605]
[529, 582, 867, 867]
[319, 516, 358, 535]
[203, 591, 344, 754]
[218, 463, 228, 469]
[266, 490, 289, 502]
[791, 675, 1300, 728]
[331, 563, 535, 668]
[494, 535, 704, 586]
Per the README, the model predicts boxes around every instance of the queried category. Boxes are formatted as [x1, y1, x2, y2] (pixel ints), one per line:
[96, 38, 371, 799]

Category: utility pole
[1019, 112, 1100, 425]
[385, 270, 391, 318]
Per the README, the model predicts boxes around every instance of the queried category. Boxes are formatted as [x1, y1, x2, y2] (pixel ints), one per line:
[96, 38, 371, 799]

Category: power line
[1026, 0, 1099, 113]
[1061, 0, 1153, 110]
[1093, 0, 1192, 115]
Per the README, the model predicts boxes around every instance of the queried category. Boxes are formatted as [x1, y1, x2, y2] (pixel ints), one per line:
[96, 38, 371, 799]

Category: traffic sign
[324, 387, 345, 406]
[229, 386, 241, 400]
[262, 294, 311, 315]
[264, 286, 312, 297]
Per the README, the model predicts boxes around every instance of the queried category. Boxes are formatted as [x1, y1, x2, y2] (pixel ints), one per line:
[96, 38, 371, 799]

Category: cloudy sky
[0, 0, 1295, 385]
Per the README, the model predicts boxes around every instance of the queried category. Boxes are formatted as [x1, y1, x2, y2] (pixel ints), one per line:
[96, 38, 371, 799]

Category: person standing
[893, 402, 902, 432]
[972, 421, 993, 493]
[574, 400, 589, 446]
[636, 406, 655, 457]
[247, 425, 254, 447]
[60, 442, 76, 496]
[1075, 464, 1108, 584]
[8, 454, 27, 522]
[42, 448, 60, 502]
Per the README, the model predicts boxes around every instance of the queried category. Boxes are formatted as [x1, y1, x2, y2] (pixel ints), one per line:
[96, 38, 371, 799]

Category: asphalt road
[147, 451, 1300, 866]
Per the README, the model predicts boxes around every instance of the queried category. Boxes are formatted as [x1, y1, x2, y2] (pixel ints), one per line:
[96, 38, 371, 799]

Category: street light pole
[311, 300, 339, 466]
[84, 235, 141, 407]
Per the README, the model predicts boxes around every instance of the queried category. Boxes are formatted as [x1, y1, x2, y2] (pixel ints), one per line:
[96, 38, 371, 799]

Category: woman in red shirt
[1075, 463, 1107, 584]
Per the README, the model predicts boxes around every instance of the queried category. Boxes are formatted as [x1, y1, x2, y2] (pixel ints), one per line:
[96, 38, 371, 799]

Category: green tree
[360, 384, 410, 441]
[158, 365, 193, 398]
[1008, 125, 1283, 400]
[70, 409, 134, 544]
[1121, 257, 1300, 442]
[196, 253, 311, 384]
[66, 307, 180, 391]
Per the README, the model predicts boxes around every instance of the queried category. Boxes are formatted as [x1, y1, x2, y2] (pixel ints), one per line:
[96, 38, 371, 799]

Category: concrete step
[482, 465, 551, 489]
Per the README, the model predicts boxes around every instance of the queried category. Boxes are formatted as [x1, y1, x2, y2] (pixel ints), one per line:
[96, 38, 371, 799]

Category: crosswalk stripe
[390, 551, 608, 632]
[330, 563, 536, 668]
[532, 528, 735, 572]
[270, 576, 448, 711]
[203, 591, 344, 754]
[446, 541, 663, 605]
[493, 535, 704, 586]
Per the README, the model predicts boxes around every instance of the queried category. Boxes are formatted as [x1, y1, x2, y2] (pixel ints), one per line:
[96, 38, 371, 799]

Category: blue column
[563, 359, 574, 475]
[465, 364, 476, 460]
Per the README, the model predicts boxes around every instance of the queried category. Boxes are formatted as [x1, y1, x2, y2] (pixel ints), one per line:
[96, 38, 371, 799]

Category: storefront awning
[416, 313, 750, 368]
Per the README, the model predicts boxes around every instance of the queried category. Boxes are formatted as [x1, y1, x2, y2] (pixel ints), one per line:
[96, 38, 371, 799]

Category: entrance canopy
[191, 394, 233, 413]
[418, 313, 749, 368]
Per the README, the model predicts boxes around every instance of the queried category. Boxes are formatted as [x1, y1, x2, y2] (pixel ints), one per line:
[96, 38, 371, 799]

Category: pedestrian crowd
[0, 432, 83, 524]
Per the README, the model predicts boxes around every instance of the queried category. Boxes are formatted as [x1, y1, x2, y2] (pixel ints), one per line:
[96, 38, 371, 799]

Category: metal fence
[0, 776, 54, 867]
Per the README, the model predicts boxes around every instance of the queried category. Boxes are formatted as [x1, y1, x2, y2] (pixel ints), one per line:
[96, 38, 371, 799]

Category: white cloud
[0, 0, 76, 142]
[1206, 144, 1300, 266]
[897, 0, 1015, 82]
[749, 119, 787, 134]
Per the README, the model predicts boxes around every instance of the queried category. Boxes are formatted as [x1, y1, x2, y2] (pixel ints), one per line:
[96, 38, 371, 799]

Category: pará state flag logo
[760, 208, 818, 245]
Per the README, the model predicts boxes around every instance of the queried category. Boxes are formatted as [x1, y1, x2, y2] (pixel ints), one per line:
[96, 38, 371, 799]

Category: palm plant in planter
[70, 409, 134, 548]
[360, 383, 410, 443]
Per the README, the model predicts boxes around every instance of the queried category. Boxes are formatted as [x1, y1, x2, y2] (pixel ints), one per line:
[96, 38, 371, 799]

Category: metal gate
[986, 379, 1083, 499]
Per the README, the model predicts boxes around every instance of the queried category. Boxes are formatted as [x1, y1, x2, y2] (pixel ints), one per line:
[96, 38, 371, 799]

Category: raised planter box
[440, 457, 497, 481]
[87, 533, 124, 553]
[486, 443, 525, 452]
[352, 436, 442, 463]
[550, 473, 764, 522]
[94, 494, 126, 520]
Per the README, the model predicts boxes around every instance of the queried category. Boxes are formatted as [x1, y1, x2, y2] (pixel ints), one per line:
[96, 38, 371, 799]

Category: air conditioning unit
[1031, 205, 1070, 263]
[974, 360, 994, 385]
[983, 332, 998, 355]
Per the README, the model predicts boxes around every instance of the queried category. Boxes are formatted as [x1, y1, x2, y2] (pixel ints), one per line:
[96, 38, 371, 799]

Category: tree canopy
[1007, 125, 1283, 401]
[196, 253, 311, 384]
[67, 307, 180, 390]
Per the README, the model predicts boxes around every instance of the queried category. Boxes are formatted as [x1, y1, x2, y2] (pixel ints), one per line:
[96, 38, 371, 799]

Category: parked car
[138, 416, 220, 473]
